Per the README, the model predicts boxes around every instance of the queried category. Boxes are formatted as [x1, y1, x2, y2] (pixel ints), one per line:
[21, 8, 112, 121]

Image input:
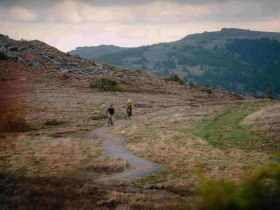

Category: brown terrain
[1, 35, 279, 209]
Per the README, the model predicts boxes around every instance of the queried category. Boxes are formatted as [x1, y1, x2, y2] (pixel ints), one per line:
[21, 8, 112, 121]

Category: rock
[50, 59, 61, 65]
[9, 46, 19, 51]
[59, 67, 68, 72]
[29, 59, 43, 70]
[6, 51, 19, 58]
[0, 51, 8, 60]
[17, 56, 24, 64]
[30, 40, 46, 46]
[47, 72, 56, 77]
[113, 73, 121, 78]
[25, 48, 36, 55]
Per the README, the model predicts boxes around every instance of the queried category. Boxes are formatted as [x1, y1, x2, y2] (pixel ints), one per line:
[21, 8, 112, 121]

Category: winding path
[95, 126, 162, 181]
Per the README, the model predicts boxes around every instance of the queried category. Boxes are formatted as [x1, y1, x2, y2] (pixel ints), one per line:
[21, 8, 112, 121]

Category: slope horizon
[70, 27, 280, 51]
[2, 27, 280, 53]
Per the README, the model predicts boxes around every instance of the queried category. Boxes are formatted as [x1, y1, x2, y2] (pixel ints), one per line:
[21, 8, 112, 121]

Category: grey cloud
[0, 0, 152, 7]
[0, 0, 276, 5]
[205, 1, 280, 22]
[82, 0, 280, 7]
[1, 0, 279, 22]
[0, 0, 279, 7]
[168, 0, 280, 21]
[83, 0, 152, 5]
[0, 0, 59, 8]
[169, 0, 280, 5]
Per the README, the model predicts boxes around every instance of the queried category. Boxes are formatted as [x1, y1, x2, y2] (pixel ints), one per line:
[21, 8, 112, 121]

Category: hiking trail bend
[95, 124, 162, 182]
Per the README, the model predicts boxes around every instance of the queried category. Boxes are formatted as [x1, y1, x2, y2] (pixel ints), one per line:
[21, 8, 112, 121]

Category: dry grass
[0, 173, 109, 210]
[113, 101, 275, 194]
[0, 134, 128, 178]
[0, 171, 191, 210]
[2, 58, 277, 209]
[243, 103, 280, 144]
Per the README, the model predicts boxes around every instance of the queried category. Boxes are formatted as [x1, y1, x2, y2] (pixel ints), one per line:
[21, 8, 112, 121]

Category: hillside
[70, 28, 280, 97]
[70, 45, 128, 59]
[0, 34, 178, 93]
[1, 35, 280, 209]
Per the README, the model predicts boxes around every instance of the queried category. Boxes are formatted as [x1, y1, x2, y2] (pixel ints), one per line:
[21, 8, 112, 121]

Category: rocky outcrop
[0, 34, 179, 94]
[0, 34, 128, 79]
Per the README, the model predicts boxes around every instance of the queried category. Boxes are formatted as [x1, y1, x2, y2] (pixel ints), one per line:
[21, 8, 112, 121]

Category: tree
[267, 87, 274, 100]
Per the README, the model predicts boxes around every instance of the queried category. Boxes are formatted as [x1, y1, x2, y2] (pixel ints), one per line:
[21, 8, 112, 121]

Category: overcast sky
[0, 0, 280, 52]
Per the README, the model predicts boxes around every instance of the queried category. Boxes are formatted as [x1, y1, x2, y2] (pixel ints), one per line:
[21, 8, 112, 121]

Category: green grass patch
[192, 101, 277, 151]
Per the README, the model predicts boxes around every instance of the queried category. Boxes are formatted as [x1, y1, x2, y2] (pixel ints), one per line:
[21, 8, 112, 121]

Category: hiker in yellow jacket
[125, 99, 133, 119]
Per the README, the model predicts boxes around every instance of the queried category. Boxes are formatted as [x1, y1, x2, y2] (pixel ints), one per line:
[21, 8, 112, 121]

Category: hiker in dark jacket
[106, 104, 116, 126]
[106, 104, 115, 117]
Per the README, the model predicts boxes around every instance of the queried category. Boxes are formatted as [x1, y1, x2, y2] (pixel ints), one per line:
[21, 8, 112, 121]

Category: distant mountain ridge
[70, 28, 280, 97]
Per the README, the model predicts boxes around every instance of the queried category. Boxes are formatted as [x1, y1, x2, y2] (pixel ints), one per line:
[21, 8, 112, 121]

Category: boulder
[0, 52, 8, 60]
[17, 56, 24, 64]
[29, 59, 43, 70]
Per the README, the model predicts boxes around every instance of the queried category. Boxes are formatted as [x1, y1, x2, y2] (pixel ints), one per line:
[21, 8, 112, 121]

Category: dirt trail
[95, 124, 162, 181]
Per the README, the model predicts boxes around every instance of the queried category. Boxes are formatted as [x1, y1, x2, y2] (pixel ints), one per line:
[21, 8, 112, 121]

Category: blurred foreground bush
[199, 163, 280, 210]
[1, 103, 30, 132]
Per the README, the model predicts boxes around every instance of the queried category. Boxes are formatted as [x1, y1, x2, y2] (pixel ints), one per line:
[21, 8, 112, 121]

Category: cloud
[8, 7, 37, 22]
[0, 0, 279, 7]
[138, 1, 217, 22]
[48, 0, 280, 25]
[202, 1, 280, 22]
[1, 16, 280, 52]
[2, 0, 280, 23]
[51, 0, 135, 23]
[0, 0, 279, 52]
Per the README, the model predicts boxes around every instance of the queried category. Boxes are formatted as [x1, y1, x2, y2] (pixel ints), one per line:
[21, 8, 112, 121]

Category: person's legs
[111, 115, 114, 125]
[128, 108, 132, 119]
[108, 115, 114, 126]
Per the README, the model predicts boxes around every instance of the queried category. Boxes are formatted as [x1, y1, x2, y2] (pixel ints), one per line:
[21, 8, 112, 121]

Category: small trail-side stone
[95, 126, 162, 182]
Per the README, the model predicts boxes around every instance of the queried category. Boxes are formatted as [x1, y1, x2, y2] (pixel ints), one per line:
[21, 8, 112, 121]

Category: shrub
[201, 87, 213, 94]
[1, 101, 30, 132]
[165, 73, 184, 85]
[19, 39, 32, 48]
[2, 111, 30, 132]
[60, 73, 70, 80]
[189, 80, 196, 88]
[198, 163, 280, 210]
[267, 88, 274, 100]
[91, 78, 124, 91]
[45, 119, 65, 126]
